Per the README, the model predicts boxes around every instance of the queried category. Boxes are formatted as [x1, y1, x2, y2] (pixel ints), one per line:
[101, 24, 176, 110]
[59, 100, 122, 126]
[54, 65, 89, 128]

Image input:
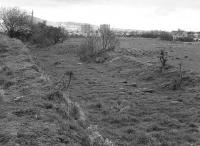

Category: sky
[0, 0, 200, 31]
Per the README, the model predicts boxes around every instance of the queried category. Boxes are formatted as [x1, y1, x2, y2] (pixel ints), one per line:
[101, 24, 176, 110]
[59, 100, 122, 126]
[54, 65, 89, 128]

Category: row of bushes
[31, 22, 67, 46]
[160, 32, 173, 41]
[160, 32, 194, 42]
[176, 37, 194, 42]
[139, 31, 174, 41]
[0, 7, 67, 46]
[140, 32, 158, 38]
[128, 31, 196, 42]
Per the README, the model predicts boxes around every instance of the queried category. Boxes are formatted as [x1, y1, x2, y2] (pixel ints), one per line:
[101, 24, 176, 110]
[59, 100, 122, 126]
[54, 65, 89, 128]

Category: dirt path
[31, 43, 200, 146]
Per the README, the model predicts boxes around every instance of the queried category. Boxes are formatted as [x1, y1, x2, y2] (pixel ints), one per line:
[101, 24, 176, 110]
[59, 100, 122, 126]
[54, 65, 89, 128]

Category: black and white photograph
[0, 0, 200, 145]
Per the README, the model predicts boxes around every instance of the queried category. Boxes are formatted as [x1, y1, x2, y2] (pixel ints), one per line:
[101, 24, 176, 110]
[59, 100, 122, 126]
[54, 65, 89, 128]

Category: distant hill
[51, 22, 99, 32]
[32, 17, 136, 32]
[32, 18, 99, 32]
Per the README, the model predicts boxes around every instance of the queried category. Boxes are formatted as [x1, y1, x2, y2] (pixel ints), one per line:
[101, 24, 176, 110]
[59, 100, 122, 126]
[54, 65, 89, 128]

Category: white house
[171, 30, 188, 41]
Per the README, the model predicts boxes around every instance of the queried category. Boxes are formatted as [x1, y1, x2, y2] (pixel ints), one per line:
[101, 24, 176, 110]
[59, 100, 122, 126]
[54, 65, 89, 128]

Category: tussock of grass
[13, 108, 38, 118]
[46, 90, 66, 103]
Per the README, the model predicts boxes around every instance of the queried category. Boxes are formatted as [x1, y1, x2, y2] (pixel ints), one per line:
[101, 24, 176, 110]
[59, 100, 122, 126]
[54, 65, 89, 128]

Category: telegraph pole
[31, 10, 34, 28]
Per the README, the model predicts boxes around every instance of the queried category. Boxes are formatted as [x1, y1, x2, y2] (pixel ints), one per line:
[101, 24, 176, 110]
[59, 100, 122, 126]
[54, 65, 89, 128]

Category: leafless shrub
[69, 102, 81, 120]
[79, 28, 119, 63]
[173, 63, 183, 90]
[53, 71, 73, 91]
[159, 49, 168, 72]
[99, 27, 119, 52]
[78, 35, 99, 62]
[46, 71, 73, 102]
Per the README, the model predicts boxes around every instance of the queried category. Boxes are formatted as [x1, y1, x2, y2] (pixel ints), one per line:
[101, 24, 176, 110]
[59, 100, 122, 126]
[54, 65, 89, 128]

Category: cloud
[1, 0, 200, 9]
[53, 0, 200, 9]
[1, 0, 200, 31]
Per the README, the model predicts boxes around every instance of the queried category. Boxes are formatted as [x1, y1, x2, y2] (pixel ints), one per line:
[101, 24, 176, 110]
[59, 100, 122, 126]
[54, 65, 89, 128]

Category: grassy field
[30, 37, 200, 146]
[1, 35, 200, 146]
[119, 38, 200, 73]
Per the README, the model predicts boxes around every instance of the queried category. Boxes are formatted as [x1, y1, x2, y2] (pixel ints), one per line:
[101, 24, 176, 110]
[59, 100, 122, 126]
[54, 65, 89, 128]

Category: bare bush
[78, 35, 100, 62]
[173, 63, 183, 90]
[99, 27, 118, 52]
[0, 7, 32, 40]
[79, 28, 119, 63]
[159, 49, 168, 72]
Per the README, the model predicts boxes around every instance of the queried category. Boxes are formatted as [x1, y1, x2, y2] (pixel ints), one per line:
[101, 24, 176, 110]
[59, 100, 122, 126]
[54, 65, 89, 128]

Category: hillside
[0, 34, 86, 145]
[35, 20, 99, 31]
[0, 35, 114, 146]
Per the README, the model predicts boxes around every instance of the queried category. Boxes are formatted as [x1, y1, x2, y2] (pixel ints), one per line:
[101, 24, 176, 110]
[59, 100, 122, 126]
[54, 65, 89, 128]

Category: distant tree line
[140, 31, 159, 38]
[159, 31, 173, 41]
[0, 7, 67, 46]
[127, 31, 173, 40]
[175, 37, 194, 42]
[127, 31, 195, 42]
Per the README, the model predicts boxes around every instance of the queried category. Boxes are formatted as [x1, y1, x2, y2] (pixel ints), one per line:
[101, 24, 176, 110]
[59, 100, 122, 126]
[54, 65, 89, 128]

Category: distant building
[187, 32, 200, 41]
[59, 23, 81, 32]
[81, 24, 93, 36]
[171, 29, 188, 40]
[100, 24, 110, 32]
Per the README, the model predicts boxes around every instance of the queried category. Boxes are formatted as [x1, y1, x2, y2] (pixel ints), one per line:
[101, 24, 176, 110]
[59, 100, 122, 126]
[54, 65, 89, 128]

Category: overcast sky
[1, 0, 200, 31]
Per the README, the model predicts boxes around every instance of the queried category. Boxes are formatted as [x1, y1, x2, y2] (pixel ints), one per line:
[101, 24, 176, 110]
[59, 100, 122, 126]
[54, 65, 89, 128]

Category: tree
[0, 7, 31, 39]
[160, 31, 173, 41]
[47, 26, 67, 44]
